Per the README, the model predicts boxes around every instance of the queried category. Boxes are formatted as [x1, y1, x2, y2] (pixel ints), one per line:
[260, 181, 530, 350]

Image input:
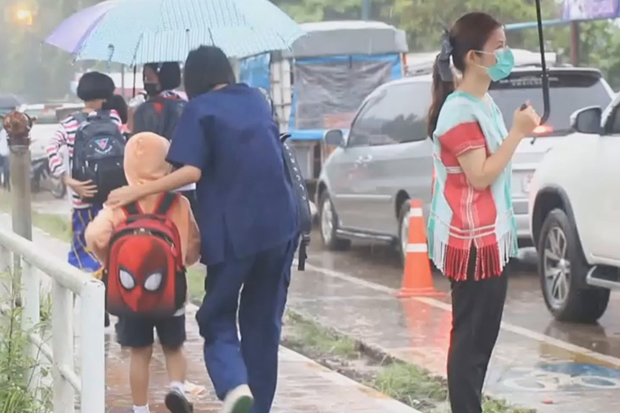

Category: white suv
[529, 92, 620, 323]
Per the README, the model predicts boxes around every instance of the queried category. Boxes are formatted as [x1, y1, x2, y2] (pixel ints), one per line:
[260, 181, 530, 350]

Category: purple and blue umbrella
[46, 0, 120, 56]
[45, 0, 305, 65]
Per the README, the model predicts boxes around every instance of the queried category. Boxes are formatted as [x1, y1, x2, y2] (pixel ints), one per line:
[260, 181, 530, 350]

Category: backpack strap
[73, 111, 88, 126]
[123, 202, 141, 216]
[155, 192, 178, 216]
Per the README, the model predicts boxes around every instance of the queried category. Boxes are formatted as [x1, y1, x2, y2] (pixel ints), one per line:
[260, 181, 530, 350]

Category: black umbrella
[0, 94, 25, 110]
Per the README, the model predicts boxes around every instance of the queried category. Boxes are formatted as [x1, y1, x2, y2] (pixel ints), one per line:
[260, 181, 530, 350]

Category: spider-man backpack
[105, 192, 187, 318]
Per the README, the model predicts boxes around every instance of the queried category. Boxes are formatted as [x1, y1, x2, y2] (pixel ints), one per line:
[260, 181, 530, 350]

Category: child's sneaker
[164, 388, 193, 413]
[221, 385, 254, 413]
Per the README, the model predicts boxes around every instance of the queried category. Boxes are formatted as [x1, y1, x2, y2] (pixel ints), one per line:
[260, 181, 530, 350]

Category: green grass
[0, 272, 52, 412]
[373, 362, 448, 408]
[284, 311, 535, 413]
[186, 267, 205, 304]
[0, 191, 71, 242]
[284, 311, 358, 359]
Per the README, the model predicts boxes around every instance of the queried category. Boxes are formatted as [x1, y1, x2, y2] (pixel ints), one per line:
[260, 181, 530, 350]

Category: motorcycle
[31, 156, 66, 199]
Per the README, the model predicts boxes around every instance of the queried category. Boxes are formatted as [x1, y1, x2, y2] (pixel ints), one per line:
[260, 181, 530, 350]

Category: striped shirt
[46, 110, 123, 209]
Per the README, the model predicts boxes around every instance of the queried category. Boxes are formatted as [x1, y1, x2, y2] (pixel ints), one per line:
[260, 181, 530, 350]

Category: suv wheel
[538, 209, 610, 323]
[397, 201, 410, 266]
[319, 191, 351, 251]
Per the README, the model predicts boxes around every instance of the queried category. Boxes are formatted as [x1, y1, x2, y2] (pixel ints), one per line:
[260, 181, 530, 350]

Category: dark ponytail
[426, 12, 502, 138]
[104, 94, 129, 124]
[427, 59, 456, 138]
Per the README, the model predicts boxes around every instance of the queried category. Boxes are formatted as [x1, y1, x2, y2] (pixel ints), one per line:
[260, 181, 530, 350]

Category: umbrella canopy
[46, 0, 305, 65]
[46, 0, 121, 54]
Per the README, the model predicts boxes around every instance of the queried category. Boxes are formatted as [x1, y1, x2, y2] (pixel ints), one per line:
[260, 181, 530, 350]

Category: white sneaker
[221, 385, 254, 413]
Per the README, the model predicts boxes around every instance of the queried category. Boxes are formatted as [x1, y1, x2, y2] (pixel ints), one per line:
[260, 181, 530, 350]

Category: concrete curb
[286, 307, 421, 369]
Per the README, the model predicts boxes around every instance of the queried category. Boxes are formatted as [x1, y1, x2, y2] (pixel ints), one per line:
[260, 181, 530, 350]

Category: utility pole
[570, 21, 580, 66]
[2, 111, 33, 304]
[362, 0, 371, 20]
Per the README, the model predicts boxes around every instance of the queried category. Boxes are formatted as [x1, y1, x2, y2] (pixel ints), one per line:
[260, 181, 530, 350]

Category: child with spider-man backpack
[85, 132, 200, 413]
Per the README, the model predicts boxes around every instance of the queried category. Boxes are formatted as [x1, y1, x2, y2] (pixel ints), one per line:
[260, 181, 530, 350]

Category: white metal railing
[0, 228, 105, 413]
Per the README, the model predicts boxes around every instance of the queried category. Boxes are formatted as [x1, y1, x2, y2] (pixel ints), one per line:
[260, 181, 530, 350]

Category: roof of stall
[282, 20, 408, 59]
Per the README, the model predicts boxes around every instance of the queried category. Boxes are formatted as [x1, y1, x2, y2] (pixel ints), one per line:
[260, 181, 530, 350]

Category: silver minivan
[317, 66, 614, 262]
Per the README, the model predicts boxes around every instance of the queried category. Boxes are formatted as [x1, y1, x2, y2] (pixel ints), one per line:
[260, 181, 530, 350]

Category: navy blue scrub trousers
[197, 238, 296, 413]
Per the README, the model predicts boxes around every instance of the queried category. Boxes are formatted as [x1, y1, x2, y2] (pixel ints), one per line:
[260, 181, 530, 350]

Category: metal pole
[3, 111, 33, 299]
[570, 21, 580, 66]
[121, 64, 126, 98]
[9, 144, 33, 242]
[80, 280, 106, 413]
[362, 0, 371, 20]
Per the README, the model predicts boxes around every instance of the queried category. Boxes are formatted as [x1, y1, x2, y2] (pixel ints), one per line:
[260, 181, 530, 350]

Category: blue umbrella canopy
[49, 0, 305, 65]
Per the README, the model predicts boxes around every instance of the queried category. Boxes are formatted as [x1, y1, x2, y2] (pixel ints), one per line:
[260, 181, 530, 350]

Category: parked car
[317, 65, 614, 264]
[529, 91, 620, 323]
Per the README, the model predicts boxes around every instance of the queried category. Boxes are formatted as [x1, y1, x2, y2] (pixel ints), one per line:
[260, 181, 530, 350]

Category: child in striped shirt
[46, 72, 125, 325]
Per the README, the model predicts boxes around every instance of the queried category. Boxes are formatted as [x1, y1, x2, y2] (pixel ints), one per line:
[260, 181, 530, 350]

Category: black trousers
[447, 250, 508, 413]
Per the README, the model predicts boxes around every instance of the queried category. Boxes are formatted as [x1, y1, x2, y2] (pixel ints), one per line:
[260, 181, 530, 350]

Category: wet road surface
[288, 231, 620, 412]
[306, 231, 620, 359]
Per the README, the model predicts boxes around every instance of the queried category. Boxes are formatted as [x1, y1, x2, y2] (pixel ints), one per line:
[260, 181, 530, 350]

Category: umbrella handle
[531, 0, 550, 145]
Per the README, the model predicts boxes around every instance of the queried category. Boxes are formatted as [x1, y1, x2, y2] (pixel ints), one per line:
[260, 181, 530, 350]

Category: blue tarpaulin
[239, 53, 271, 93]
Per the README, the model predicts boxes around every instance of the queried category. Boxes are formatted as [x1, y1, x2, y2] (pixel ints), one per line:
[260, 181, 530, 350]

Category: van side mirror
[324, 129, 345, 147]
[570, 106, 602, 134]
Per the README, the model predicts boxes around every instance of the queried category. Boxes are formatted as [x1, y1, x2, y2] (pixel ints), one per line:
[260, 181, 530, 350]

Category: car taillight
[533, 124, 553, 135]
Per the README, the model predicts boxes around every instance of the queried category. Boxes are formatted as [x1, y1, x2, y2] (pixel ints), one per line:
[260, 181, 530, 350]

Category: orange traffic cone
[395, 199, 443, 298]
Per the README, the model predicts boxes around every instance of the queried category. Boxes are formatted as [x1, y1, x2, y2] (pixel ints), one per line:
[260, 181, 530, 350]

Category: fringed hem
[430, 231, 514, 281]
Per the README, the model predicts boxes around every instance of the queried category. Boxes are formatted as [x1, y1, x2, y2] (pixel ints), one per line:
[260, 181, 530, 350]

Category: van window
[347, 93, 384, 147]
[364, 82, 432, 146]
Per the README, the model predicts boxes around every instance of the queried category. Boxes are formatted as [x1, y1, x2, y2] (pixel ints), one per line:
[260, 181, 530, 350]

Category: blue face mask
[485, 48, 515, 82]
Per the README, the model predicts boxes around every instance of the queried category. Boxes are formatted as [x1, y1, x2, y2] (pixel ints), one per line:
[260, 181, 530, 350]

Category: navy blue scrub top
[167, 83, 298, 266]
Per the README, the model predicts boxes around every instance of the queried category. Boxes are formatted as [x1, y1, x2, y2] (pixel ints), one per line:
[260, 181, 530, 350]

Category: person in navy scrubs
[107, 45, 298, 413]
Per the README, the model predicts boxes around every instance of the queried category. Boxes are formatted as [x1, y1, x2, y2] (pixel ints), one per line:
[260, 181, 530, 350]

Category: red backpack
[105, 192, 186, 318]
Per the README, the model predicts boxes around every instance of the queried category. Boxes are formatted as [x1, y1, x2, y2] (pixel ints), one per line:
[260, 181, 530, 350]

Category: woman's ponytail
[427, 59, 455, 138]
[427, 29, 456, 138]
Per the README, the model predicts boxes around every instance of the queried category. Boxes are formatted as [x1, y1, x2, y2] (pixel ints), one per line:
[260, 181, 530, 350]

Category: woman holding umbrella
[108, 46, 298, 413]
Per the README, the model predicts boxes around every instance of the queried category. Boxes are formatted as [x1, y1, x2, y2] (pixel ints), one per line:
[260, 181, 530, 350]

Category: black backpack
[72, 111, 127, 205]
[280, 132, 312, 271]
[258, 87, 312, 270]
[132, 95, 186, 141]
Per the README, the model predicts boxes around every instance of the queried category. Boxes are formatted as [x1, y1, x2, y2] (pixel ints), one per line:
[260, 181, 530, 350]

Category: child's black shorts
[116, 314, 186, 349]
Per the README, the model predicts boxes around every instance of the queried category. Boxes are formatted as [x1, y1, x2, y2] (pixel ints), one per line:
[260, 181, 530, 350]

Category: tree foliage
[273, 0, 620, 89]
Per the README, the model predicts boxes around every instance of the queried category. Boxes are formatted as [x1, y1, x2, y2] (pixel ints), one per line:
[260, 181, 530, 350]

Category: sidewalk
[0, 212, 419, 413]
[104, 304, 417, 413]
[286, 262, 620, 413]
